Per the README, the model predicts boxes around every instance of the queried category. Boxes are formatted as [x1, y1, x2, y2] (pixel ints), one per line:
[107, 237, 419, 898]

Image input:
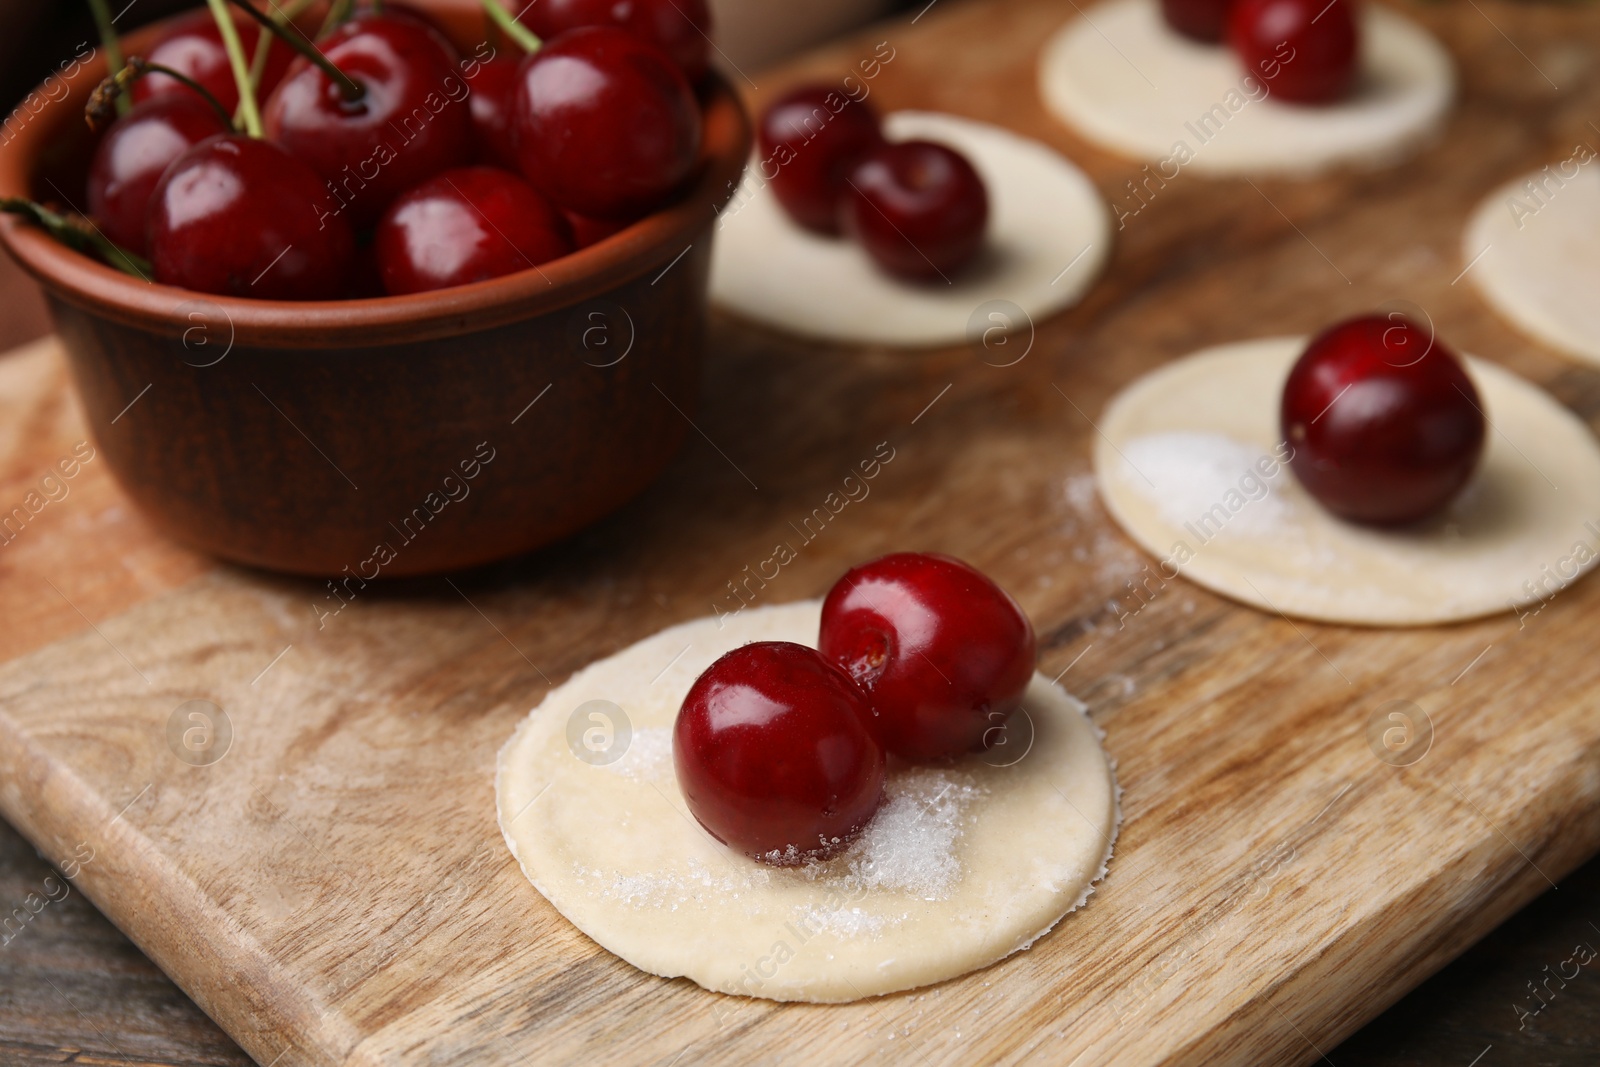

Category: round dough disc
[1038, 0, 1454, 176]
[709, 111, 1110, 347]
[1093, 338, 1600, 626]
[1464, 167, 1600, 365]
[496, 601, 1120, 1003]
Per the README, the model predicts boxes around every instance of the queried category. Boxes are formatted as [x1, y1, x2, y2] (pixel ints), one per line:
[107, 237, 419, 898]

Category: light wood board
[3, 1, 1600, 1063]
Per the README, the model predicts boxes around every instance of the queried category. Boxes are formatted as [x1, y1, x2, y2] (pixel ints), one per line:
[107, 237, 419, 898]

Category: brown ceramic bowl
[0, 5, 750, 577]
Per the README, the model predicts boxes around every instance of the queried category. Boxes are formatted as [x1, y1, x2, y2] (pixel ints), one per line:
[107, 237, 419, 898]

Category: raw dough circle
[1464, 167, 1600, 365]
[1038, 0, 1454, 176]
[496, 601, 1120, 1003]
[709, 111, 1110, 347]
[1093, 338, 1600, 626]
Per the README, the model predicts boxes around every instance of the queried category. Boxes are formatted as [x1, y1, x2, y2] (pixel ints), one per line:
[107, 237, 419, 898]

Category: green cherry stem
[86, 57, 236, 131]
[225, 0, 366, 103]
[84, 0, 129, 116]
[481, 0, 542, 53]
[316, 0, 355, 40]
[205, 0, 263, 136]
[241, 0, 319, 125]
[0, 198, 152, 280]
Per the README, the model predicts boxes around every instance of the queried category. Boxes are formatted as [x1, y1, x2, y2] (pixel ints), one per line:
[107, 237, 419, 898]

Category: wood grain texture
[1, 0, 1599, 1064]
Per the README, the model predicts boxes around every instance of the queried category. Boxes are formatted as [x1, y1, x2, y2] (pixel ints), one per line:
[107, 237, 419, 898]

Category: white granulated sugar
[580, 765, 987, 939]
[570, 858, 771, 912]
[800, 767, 987, 905]
[606, 726, 673, 781]
[1119, 431, 1293, 538]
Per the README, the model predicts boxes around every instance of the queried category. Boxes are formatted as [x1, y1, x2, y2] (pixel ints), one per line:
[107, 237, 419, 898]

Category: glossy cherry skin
[517, 0, 713, 82]
[1161, 0, 1236, 42]
[820, 553, 1036, 763]
[374, 166, 573, 294]
[87, 95, 229, 257]
[564, 210, 629, 248]
[147, 135, 356, 301]
[674, 642, 885, 865]
[512, 27, 701, 220]
[1281, 315, 1486, 525]
[263, 14, 475, 228]
[1228, 0, 1359, 104]
[467, 54, 521, 168]
[840, 141, 989, 281]
[758, 85, 883, 235]
[130, 9, 293, 113]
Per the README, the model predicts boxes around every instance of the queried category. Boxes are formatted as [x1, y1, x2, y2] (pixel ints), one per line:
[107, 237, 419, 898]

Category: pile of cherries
[673, 552, 1036, 866]
[758, 85, 989, 282]
[1161, 0, 1359, 104]
[82, 0, 711, 299]
[1282, 313, 1486, 525]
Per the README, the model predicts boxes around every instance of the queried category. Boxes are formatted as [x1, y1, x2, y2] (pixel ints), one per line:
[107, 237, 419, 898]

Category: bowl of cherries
[0, 0, 750, 577]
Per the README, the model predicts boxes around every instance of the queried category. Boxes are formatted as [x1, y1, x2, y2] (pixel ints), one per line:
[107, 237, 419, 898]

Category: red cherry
[563, 210, 629, 249]
[516, 0, 713, 82]
[148, 135, 356, 301]
[130, 9, 295, 113]
[511, 27, 701, 220]
[374, 166, 572, 294]
[758, 85, 884, 235]
[1281, 315, 1486, 525]
[674, 641, 885, 865]
[1228, 0, 1358, 105]
[263, 14, 475, 228]
[87, 95, 229, 257]
[819, 553, 1036, 764]
[840, 141, 989, 282]
[1160, 0, 1236, 42]
[360, 1, 453, 39]
[467, 54, 521, 168]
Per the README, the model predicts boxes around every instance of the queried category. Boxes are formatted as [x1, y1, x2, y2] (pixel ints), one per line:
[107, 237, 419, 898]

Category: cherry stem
[204, 0, 263, 136]
[86, 58, 236, 131]
[0, 198, 152, 280]
[84, 0, 130, 117]
[226, 0, 366, 103]
[315, 0, 355, 40]
[242, 0, 319, 125]
[481, 0, 542, 53]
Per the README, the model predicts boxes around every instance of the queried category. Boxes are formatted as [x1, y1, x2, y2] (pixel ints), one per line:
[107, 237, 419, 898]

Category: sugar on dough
[1463, 164, 1600, 366]
[1038, 0, 1454, 177]
[709, 111, 1109, 348]
[1093, 338, 1600, 627]
[496, 600, 1120, 1003]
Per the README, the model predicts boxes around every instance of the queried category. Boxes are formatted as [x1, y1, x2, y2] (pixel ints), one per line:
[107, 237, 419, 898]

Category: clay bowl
[0, 5, 750, 577]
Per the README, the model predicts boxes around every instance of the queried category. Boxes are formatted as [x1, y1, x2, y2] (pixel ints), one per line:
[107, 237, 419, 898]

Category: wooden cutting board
[3, 1, 1599, 1063]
